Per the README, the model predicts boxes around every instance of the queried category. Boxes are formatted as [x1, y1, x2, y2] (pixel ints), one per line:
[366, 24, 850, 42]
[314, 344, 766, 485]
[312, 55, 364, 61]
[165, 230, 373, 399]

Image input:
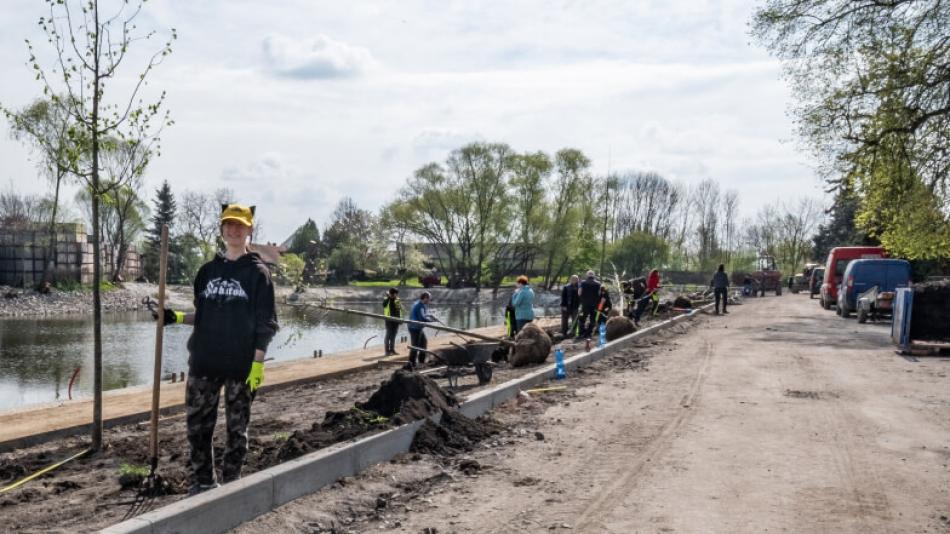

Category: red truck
[819, 246, 887, 310]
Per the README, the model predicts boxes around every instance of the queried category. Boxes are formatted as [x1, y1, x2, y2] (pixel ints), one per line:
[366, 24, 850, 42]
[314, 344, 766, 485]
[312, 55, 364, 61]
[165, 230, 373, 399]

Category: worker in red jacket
[633, 269, 661, 325]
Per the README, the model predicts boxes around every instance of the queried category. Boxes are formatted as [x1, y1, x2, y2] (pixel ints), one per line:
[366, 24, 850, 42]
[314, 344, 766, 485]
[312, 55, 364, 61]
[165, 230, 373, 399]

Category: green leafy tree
[447, 142, 513, 290]
[540, 148, 591, 287]
[608, 232, 670, 277]
[752, 0, 950, 260]
[24, 0, 175, 449]
[277, 252, 306, 287]
[327, 245, 360, 284]
[173, 233, 206, 285]
[505, 151, 552, 280]
[322, 198, 380, 279]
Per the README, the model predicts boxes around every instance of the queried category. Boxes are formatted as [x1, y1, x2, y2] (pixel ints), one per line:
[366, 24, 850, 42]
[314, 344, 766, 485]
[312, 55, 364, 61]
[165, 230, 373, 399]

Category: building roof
[248, 242, 287, 266]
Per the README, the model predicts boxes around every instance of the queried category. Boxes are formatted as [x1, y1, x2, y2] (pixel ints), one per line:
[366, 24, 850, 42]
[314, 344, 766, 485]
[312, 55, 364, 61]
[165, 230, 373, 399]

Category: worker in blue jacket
[407, 291, 437, 369]
[510, 275, 535, 333]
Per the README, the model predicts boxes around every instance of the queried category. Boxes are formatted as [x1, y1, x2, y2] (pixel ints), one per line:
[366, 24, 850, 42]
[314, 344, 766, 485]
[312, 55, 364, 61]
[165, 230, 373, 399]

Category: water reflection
[0, 303, 554, 410]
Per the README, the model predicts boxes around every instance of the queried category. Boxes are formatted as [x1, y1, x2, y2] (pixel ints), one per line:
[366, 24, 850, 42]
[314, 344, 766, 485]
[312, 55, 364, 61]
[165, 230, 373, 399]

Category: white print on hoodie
[201, 277, 249, 302]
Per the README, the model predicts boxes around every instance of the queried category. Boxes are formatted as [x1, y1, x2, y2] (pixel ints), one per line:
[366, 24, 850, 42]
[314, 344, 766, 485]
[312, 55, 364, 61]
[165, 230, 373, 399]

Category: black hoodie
[187, 251, 279, 380]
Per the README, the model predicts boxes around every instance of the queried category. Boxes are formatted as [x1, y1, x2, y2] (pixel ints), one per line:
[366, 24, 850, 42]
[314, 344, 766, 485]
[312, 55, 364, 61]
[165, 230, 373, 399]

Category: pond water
[0, 302, 555, 410]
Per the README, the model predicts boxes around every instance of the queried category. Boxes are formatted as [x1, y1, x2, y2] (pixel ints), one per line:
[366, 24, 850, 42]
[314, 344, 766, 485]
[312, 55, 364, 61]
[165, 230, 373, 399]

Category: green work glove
[152, 308, 185, 326]
[246, 361, 264, 392]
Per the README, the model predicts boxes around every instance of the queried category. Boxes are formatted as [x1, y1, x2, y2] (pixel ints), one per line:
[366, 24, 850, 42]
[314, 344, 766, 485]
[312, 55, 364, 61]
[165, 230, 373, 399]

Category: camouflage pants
[185, 374, 255, 486]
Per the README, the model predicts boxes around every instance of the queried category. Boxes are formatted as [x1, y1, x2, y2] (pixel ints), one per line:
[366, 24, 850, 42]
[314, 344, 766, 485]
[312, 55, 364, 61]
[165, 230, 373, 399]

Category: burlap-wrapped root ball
[605, 316, 636, 342]
[673, 296, 693, 309]
[510, 322, 553, 367]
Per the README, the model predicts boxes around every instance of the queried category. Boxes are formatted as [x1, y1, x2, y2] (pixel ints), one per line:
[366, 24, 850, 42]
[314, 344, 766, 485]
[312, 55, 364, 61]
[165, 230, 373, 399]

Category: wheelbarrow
[856, 285, 895, 324]
[409, 341, 498, 387]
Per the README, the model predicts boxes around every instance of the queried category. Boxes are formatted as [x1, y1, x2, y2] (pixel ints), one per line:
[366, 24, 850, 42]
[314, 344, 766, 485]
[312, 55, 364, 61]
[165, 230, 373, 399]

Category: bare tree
[0, 188, 47, 229]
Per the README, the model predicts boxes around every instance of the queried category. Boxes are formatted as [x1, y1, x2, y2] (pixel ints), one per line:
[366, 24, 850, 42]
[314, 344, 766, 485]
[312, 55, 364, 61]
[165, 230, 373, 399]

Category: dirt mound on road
[276, 370, 460, 461]
[605, 316, 636, 341]
[911, 281, 950, 341]
[410, 410, 504, 456]
[510, 322, 552, 367]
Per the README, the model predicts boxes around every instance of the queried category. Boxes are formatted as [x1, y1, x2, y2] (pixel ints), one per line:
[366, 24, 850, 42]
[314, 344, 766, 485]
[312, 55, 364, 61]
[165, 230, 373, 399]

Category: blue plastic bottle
[599, 322, 607, 347]
[554, 345, 566, 380]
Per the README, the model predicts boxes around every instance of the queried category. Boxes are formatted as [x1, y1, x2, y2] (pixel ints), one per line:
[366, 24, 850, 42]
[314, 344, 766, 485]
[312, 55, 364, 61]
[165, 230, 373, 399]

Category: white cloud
[261, 34, 375, 79]
[0, 0, 823, 242]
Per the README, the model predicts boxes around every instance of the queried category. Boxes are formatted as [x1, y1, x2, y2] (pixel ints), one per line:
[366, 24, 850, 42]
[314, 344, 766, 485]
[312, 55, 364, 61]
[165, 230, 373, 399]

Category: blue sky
[0, 0, 817, 242]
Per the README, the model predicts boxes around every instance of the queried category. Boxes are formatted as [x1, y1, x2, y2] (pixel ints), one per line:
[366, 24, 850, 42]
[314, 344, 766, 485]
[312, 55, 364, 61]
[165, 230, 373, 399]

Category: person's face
[222, 220, 252, 247]
[422, 296, 430, 304]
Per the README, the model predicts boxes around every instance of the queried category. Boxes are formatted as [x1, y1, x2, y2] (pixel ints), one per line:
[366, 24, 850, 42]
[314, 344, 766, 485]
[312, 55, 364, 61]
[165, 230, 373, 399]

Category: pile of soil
[410, 410, 504, 456]
[359, 370, 459, 423]
[275, 370, 459, 461]
[510, 323, 553, 367]
[673, 296, 693, 309]
[911, 281, 950, 341]
[605, 316, 636, 342]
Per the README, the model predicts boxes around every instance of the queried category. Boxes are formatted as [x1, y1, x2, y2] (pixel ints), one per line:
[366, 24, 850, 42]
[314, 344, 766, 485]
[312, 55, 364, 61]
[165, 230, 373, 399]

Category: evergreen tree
[812, 188, 877, 262]
[143, 180, 177, 281]
[288, 218, 320, 255]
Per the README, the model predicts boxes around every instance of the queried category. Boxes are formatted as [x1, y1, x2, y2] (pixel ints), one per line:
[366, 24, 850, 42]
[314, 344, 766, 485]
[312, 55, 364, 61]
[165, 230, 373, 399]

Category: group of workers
[558, 268, 663, 339]
[156, 198, 734, 500]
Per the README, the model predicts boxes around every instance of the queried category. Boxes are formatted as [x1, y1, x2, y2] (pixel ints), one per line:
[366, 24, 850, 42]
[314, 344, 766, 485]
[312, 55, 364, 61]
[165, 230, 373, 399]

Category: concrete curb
[459, 305, 710, 418]
[101, 305, 710, 533]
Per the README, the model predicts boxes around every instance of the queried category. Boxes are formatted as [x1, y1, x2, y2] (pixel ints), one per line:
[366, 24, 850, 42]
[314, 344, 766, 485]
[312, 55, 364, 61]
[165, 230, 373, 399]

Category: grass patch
[52, 279, 119, 292]
[118, 463, 150, 478]
[350, 278, 431, 288]
[499, 275, 551, 286]
[273, 431, 291, 442]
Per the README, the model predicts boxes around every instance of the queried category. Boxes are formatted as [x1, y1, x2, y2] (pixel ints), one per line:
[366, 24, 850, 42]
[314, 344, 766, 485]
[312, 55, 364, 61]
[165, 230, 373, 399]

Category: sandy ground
[235, 294, 950, 534]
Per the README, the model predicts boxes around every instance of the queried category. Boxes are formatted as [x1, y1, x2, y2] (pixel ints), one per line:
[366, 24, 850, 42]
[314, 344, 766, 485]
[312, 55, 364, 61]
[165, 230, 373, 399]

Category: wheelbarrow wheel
[857, 306, 868, 324]
[475, 363, 492, 385]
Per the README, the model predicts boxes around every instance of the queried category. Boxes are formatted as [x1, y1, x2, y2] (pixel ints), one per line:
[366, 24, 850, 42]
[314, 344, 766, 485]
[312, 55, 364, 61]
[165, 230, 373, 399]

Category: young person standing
[159, 203, 278, 495]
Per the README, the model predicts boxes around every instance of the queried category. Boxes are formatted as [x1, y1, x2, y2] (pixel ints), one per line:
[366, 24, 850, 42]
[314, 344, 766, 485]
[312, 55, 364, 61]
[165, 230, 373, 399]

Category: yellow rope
[0, 448, 91, 494]
[525, 386, 568, 394]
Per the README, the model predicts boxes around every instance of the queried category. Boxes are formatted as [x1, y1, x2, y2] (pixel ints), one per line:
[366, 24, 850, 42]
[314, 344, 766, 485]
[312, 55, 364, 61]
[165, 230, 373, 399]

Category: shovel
[144, 224, 171, 495]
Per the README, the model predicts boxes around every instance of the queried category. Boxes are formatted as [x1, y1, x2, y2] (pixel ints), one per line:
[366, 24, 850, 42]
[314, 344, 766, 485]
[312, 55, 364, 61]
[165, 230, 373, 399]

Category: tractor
[732, 255, 783, 297]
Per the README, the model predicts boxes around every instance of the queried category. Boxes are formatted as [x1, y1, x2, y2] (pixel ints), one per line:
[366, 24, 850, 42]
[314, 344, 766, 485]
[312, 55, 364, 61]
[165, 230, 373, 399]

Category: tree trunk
[112, 239, 127, 282]
[91, 3, 103, 452]
[42, 169, 64, 285]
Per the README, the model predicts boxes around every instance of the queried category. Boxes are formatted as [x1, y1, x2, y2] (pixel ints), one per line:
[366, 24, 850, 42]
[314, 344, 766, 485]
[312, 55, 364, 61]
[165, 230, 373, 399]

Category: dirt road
[237, 294, 950, 533]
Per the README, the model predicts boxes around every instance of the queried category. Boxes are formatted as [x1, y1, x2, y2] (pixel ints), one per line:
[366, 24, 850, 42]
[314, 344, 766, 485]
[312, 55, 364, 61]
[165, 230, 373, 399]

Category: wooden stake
[148, 224, 169, 471]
